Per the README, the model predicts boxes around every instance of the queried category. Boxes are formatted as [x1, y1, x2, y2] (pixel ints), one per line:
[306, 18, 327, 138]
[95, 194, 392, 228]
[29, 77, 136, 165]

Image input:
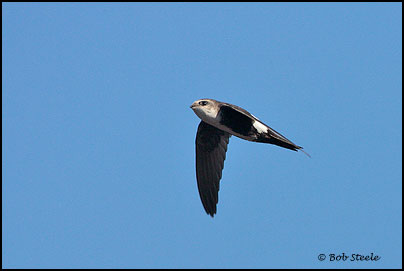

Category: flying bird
[190, 98, 309, 217]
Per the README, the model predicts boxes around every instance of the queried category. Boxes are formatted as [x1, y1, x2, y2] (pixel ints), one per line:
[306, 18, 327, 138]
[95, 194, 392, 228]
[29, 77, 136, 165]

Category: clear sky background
[2, 3, 402, 269]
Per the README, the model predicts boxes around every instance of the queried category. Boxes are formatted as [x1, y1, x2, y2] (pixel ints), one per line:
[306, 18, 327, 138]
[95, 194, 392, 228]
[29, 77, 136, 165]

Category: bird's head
[190, 99, 220, 121]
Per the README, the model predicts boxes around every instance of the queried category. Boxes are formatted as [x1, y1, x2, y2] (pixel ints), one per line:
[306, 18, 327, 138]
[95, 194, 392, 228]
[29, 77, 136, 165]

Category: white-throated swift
[190, 98, 309, 217]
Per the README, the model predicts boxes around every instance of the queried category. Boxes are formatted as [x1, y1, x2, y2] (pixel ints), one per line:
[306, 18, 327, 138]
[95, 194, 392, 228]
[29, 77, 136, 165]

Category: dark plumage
[195, 121, 230, 216]
[219, 105, 254, 137]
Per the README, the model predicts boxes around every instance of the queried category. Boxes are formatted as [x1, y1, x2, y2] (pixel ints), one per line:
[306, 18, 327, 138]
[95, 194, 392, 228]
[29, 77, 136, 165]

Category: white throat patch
[194, 107, 219, 122]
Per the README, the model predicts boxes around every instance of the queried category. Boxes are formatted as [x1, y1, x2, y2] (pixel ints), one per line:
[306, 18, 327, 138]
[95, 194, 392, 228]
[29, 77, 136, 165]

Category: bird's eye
[199, 101, 208, 106]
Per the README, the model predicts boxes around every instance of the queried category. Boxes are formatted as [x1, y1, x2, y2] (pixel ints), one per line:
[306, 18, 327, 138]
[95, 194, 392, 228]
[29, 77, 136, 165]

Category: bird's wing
[221, 102, 258, 120]
[195, 121, 231, 217]
[220, 103, 307, 154]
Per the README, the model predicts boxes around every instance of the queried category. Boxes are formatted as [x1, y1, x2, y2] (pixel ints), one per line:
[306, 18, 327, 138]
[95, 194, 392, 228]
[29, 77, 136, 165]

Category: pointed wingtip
[299, 148, 311, 158]
[207, 211, 215, 218]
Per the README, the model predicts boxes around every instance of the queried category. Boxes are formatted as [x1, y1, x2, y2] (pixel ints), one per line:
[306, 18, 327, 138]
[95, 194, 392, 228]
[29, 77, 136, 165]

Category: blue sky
[2, 3, 402, 269]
